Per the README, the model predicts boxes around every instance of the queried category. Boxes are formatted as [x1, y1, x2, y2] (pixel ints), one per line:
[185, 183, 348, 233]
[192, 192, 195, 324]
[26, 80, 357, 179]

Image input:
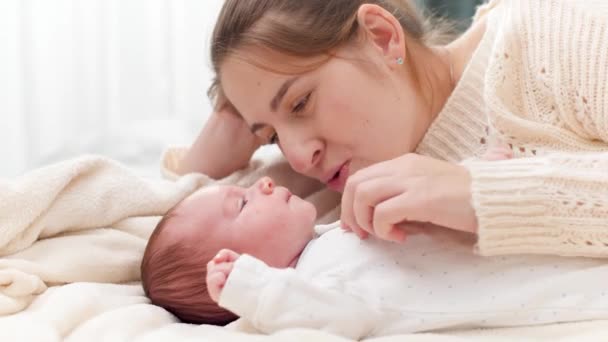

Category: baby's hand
[206, 249, 241, 303]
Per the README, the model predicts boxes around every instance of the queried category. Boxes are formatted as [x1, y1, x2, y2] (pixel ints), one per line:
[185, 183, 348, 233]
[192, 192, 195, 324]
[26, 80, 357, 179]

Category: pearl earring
[396, 57, 404, 65]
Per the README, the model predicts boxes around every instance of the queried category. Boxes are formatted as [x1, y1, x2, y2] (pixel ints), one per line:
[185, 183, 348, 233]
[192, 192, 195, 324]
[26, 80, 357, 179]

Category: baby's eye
[240, 197, 248, 211]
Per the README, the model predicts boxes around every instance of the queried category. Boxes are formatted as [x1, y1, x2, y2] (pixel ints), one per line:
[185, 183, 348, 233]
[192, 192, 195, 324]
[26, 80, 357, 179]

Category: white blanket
[1, 155, 608, 341]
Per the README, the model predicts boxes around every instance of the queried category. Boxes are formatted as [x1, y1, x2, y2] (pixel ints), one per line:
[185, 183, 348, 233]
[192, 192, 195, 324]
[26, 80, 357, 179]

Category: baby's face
[173, 177, 317, 268]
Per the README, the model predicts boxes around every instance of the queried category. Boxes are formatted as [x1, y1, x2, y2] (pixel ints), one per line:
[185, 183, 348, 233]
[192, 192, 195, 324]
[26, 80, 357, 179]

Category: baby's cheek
[243, 215, 283, 242]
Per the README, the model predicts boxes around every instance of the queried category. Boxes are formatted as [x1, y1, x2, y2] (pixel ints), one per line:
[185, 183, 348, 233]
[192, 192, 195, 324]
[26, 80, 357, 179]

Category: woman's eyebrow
[249, 76, 301, 134]
[270, 76, 299, 112]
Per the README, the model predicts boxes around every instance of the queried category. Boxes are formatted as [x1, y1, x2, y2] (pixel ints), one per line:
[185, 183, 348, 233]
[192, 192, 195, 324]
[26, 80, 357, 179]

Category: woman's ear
[356, 4, 406, 68]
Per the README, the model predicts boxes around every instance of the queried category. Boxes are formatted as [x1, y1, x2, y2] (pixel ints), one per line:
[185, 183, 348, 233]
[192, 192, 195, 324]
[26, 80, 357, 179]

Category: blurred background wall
[0, 0, 485, 177]
[418, 0, 485, 31]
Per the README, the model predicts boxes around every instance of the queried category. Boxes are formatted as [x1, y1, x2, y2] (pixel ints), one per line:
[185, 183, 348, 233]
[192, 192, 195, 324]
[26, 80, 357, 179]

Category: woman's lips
[327, 162, 350, 192]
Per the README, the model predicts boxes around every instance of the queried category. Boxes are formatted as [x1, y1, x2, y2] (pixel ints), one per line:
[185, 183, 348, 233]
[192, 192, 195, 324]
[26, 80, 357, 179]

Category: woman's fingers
[351, 177, 402, 235]
[341, 170, 413, 241]
[372, 191, 422, 241]
[385, 226, 408, 243]
[341, 155, 447, 241]
[342, 154, 477, 238]
[341, 220, 368, 239]
[341, 165, 400, 238]
[341, 173, 368, 239]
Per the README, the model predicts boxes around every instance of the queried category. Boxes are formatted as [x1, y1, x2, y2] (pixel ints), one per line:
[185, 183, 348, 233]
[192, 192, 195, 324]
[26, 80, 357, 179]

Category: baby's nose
[258, 176, 274, 194]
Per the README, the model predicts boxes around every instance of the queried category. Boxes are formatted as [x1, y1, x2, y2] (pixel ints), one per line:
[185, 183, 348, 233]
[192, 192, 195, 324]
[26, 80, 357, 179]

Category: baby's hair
[141, 208, 238, 325]
[207, 0, 454, 104]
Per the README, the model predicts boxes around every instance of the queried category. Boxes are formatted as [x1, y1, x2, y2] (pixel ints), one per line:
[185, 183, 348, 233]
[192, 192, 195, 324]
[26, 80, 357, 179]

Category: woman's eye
[240, 197, 248, 211]
[292, 92, 311, 113]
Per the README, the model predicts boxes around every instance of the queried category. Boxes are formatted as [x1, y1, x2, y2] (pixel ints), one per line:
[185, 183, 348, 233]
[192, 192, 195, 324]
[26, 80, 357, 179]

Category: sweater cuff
[464, 157, 563, 256]
[218, 254, 274, 319]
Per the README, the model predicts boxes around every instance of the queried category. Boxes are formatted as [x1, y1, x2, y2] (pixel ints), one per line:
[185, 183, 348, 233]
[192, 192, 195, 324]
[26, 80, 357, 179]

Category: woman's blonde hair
[208, 0, 453, 105]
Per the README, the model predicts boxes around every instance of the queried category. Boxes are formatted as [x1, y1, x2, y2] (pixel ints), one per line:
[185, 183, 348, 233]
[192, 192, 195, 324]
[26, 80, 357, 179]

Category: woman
[175, 0, 608, 258]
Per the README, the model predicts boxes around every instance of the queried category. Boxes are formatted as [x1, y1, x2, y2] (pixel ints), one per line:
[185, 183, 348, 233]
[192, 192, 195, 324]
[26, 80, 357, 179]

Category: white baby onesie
[219, 223, 608, 340]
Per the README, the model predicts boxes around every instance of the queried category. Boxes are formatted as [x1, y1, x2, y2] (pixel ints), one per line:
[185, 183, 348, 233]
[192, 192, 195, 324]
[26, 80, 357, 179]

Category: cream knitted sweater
[416, 0, 608, 257]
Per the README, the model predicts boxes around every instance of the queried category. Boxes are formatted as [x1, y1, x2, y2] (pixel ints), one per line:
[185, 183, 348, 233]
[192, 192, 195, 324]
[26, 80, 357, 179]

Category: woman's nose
[282, 139, 323, 175]
[257, 176, 274, 194]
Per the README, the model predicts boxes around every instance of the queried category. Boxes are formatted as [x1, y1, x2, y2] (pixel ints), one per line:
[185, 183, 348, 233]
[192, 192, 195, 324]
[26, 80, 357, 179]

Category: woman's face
[220, 18, 434, 193]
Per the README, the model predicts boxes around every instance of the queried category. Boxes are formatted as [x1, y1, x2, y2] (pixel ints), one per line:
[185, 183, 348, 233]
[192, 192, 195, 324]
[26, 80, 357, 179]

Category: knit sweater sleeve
[467, 0, 608, 258]
[466, 154, 608, 258]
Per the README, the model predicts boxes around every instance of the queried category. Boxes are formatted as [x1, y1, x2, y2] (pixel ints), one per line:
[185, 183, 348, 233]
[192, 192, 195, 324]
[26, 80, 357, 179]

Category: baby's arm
[207, 249, 379, 340]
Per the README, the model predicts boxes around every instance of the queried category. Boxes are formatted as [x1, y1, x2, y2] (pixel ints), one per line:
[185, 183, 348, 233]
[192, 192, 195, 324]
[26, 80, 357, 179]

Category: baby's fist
[206, 249, 241, 303]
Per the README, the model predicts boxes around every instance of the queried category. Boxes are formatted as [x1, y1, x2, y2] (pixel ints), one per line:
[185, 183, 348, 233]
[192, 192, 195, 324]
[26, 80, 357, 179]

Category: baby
[141, 176, 317, 326]
[141, 148, 608, 339]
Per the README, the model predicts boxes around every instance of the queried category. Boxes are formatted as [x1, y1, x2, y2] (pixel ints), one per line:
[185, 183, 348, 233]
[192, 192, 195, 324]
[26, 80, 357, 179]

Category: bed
[1, 151, 607, 342]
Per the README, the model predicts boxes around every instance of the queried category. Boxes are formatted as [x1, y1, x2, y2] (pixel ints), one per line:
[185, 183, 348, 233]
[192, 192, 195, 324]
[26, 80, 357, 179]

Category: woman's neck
[446, 14, 489, 88]
[413, 14, 494, 162]
[410, 44, 455, 124]
[414, 16, 489, 123]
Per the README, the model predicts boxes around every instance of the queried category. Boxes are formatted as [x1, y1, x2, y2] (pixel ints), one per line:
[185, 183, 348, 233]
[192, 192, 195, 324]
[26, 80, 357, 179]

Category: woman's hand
[206, 249, 241, 303]
[178, 100, 264, 179]
[340, 154, 478, 242]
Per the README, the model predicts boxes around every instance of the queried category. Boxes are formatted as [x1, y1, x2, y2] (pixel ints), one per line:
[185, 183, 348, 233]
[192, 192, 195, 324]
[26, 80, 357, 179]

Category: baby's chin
[286, 236, 312, 268]
[264, 243, 308, 269]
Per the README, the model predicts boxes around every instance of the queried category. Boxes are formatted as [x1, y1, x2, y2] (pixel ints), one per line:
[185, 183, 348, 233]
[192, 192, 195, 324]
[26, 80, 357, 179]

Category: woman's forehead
[219, 61, 288, 121]
[219, 47, 331, 90]
[220, 54, 328, 120]
[222, 45, 327, 74]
